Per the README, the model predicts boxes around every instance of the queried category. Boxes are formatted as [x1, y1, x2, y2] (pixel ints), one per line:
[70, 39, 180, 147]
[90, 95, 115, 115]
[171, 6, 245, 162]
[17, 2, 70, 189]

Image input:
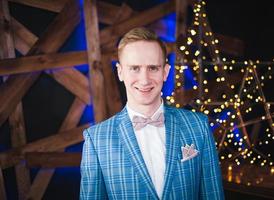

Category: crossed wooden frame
[0, 0, 245, 199]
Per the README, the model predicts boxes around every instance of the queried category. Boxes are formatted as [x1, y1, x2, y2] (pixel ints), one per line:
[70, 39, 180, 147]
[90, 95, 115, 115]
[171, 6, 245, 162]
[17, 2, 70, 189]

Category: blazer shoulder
[83, 114, 118, 140]
[165, 105, 208, 122]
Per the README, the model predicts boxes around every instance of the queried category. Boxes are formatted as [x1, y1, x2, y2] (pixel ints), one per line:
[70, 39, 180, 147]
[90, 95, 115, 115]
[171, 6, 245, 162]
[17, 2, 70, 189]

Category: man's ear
[163, 63, 171, 81]
[116, 63, 123, 82]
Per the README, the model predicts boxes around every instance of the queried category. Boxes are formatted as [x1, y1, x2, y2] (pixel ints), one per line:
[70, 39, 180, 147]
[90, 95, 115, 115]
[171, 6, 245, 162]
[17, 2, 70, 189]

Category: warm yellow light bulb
[180, 46, 186, 51]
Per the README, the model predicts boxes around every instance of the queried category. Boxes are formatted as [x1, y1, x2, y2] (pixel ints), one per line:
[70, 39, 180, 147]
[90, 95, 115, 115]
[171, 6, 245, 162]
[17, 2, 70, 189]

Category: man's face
[117, 41, 170, 110]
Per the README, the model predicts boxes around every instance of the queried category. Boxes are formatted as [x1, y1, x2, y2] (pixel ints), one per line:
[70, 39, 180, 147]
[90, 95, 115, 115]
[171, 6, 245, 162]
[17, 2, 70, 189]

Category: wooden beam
[11, 17, 38, 55]
[9, 0, 244, 55]
[10, 18, 92, 106]
[49, 68, 91, 105]
[8, 0, 121, 24]
[84, 0, 108, 122]
[99, 0, 244, 58]
[0, 0, 81, 127]
[27, 97, 86, 199]
[101, 58, 122, 116]
[100, 0, 176, 46]
[0, 123, 88, 169]
[8, 0, 123, 27]
[101, 3, 134, 53]
[4, 14, 241, 75]
[0, 51, 88, 76]
[100, 3, 132, 116]
[9, 103, 31, 200]
[1, 1, 31, 198]
[97, 1, 121, 25]
[0, 0, 15, 58]
[27, 2, 80, 55]
[175, 0, 187, 38]
[174, 0, 188, 93]
[0, 43, 177, 77]
[8, 0, 68, 12]
[26, 152, 81, 168]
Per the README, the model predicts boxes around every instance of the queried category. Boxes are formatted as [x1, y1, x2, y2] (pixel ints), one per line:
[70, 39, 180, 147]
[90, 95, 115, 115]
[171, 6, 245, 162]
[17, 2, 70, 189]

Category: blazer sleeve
[199, 117, 225, 200]
[80, 128, 108, 200]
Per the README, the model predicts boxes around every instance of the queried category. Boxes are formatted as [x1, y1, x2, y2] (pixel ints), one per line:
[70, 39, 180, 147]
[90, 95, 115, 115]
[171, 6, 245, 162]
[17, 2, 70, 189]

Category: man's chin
[135, 98, 159, 107]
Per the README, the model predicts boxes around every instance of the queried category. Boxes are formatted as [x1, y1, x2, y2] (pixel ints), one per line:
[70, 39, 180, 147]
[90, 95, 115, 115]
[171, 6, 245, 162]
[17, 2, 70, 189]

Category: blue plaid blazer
[80, 105, 224, 200]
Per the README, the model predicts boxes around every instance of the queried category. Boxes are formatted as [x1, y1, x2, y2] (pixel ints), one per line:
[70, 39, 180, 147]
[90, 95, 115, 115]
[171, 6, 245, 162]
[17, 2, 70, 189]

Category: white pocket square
[181, 144, 199, 162]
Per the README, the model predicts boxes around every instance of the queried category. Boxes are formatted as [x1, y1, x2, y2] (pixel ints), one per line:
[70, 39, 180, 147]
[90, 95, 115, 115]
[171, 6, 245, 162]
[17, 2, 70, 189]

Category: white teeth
[138, 88, 152, 92]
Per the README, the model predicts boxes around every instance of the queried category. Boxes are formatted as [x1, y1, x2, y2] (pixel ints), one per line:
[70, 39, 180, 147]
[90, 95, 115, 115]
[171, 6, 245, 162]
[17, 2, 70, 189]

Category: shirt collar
[126, 100, 164, 122]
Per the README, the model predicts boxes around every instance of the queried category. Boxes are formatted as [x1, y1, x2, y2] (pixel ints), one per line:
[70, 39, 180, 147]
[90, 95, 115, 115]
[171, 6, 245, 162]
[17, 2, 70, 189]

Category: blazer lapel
[116, 107, 158, 199]
[161, 106, 181, 200]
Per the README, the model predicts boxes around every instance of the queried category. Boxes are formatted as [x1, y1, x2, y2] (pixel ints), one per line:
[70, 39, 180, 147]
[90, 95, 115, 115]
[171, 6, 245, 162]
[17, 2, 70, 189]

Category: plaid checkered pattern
[80, 106, 224, 200]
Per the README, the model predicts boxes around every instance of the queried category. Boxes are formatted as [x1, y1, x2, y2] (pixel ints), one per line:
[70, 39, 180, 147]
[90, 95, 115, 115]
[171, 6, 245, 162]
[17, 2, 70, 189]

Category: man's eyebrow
[126, 64, 162, 67]
[147, 64, 162, 67]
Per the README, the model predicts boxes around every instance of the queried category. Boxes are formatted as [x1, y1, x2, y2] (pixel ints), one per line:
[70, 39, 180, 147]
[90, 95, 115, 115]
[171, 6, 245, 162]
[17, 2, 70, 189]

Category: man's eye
[130, 66, 140, 71]
[149, 66, 159, 71]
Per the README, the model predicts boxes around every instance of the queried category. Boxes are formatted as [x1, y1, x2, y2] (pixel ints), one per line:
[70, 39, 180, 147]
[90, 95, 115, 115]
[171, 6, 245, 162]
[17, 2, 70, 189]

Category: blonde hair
[118, 27, 167, 63]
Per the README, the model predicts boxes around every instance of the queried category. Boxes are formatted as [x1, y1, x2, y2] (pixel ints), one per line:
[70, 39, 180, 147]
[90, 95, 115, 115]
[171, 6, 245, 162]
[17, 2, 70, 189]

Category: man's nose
[139, 70, 150, 85]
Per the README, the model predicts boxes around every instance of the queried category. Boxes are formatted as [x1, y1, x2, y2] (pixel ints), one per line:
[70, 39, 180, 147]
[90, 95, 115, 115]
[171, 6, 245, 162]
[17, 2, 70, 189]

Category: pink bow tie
[132, 112, 164, 131]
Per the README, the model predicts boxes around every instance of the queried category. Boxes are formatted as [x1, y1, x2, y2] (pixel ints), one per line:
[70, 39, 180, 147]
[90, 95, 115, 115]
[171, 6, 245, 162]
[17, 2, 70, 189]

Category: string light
[165, 0, 274, 186]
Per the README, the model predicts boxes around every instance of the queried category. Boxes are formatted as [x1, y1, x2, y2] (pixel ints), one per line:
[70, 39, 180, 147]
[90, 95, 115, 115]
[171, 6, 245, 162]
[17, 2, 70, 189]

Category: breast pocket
[177, 152, 201, 174]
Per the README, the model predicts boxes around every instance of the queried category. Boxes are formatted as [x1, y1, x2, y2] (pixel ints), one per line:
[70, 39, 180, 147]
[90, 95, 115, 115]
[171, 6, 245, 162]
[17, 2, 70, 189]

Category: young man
[80, 27, 224, 200]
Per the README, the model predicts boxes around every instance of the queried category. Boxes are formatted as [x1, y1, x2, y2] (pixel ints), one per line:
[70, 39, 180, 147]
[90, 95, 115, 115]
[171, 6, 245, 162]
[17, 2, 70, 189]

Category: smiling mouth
[136, 87, 153, 92]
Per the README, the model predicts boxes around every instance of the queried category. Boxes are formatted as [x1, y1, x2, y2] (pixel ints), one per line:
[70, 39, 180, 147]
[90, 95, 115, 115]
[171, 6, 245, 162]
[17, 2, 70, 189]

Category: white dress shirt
[127, 103, 166, 199]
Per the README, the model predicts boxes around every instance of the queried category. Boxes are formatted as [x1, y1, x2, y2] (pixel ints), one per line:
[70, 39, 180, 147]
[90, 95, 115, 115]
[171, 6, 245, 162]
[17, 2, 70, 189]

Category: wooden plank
[174, 0, 188, 92]
[9, 0, 244, 56]
[27, 169, 55, 200]
[27, 2, 81, 55]
[8, 0, 120, 24]
[10, 18, 92, 107]
[97, 1, 121, 25]
[49, 68, 91, 105]
[1, 1, 31, 198]
[59, 98, 86, 130]
[8, 0, 68, 12]
[11, 17, 38, 55]
[100, 3, 131, 116]
[25, 152, 81, 168]
[98, 0, 244, 56]
[9, 103, 31, 200]
[27, 97, 86, 199]
[175, 0, 187, 38]
[0, 73, 40, 126]
[0, 123, 89, 169]
[10, 18, 92, 106]
[84, 0, 108, 122]
[99, 0, 176, 46]
[0, 0, 15, 58]
[101, 57, 122, 116]
[0, 42, 178, 77]
[0, 0, 81, 127]
[0, 168, 7, 200]
[0, 51, 88, 76]
[101, 3, 134, 53]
